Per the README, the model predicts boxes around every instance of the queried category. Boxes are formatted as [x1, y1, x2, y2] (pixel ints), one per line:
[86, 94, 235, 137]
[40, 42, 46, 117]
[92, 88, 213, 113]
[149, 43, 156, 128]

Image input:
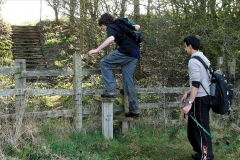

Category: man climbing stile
[88, 12, 140, 117]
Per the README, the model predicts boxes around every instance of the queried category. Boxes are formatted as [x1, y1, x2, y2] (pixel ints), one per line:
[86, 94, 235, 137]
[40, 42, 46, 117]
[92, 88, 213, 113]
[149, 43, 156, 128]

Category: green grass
[4, 117, 239, 160]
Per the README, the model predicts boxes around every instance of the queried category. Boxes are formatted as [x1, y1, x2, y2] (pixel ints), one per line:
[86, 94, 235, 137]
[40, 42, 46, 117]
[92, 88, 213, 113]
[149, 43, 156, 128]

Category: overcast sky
[1, 0, 55, 24]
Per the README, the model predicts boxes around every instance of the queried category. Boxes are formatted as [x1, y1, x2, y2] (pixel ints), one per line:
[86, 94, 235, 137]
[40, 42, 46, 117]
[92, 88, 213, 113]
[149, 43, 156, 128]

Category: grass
[3, 116, 240, 160]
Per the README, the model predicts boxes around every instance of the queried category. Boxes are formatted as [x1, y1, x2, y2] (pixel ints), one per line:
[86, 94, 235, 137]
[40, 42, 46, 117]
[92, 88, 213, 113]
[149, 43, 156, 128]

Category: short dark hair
[183, 35, 201, 50]
[98, 12, 115, 26]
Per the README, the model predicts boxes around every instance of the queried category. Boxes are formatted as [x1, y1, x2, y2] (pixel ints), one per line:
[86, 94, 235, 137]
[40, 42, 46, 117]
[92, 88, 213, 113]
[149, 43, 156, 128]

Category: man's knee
[100, 58, 106, 67]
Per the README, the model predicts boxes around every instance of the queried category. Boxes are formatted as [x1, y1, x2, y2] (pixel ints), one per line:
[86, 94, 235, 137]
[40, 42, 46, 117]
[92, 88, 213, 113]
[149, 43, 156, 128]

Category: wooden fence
[0, 53, 189, 132]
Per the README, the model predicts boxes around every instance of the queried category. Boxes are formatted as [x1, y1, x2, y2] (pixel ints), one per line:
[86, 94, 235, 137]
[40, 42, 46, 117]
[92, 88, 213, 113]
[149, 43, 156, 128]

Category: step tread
[13, 42, 40, 44]
[12, 46, 42, 48]
[14, 56, 43, 58]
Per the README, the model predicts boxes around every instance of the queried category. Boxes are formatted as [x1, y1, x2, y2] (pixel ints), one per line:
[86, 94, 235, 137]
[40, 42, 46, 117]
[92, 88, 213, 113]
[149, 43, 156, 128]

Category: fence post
[228, 58, 235, 85]
[217, 57, 223, 70]
[122, 81, 129, 133]
[14, 59, 26, 142]
[73, 53, 82, 131]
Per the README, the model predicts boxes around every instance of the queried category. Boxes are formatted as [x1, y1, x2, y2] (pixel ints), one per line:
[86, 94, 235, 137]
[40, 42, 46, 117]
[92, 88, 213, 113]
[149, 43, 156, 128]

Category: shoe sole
[125, 114, 140, 118]
[101, 94, 120, 98]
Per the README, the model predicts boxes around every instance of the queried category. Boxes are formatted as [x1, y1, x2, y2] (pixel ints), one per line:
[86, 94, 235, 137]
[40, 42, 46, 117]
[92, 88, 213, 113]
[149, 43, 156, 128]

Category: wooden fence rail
[0, 53, 189, 132]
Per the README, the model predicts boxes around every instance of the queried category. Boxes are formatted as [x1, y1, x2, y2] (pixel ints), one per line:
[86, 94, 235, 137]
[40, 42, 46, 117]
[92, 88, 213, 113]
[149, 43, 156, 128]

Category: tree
[78, 0, 86, 52]
[119, 0, 127, 17]
[69, 0, 77, 35]
[0, 0, 5, 11]
[45, 0, 61, 24]
[87, 0, 99, 20]
[133, 0, 141, 79]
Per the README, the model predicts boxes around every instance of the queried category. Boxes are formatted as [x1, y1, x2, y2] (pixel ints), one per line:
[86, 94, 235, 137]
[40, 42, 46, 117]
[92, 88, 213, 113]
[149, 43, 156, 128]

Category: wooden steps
[11, 25, 46, 70]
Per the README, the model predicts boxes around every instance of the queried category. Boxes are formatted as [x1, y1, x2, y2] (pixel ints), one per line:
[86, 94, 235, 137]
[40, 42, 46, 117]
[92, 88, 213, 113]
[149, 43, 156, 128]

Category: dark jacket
[107, 23, 140, 59]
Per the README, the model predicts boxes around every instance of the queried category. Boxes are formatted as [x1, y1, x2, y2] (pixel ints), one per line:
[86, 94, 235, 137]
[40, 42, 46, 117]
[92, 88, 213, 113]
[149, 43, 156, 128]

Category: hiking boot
[101, 89, 120, 98]
[125, 112, 139, 118]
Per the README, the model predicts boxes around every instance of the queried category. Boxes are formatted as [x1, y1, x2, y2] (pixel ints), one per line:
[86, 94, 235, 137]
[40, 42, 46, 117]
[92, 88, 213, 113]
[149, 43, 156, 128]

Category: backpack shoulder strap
[115, 18, 135, 28]
[192, 56, 214, 74]
[192, 56, 209, 69]
[191, 56, 211, 96]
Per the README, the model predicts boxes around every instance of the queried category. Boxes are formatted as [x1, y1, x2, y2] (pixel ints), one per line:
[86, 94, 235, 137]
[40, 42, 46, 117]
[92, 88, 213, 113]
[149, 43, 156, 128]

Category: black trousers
[188, 96, 214, 160]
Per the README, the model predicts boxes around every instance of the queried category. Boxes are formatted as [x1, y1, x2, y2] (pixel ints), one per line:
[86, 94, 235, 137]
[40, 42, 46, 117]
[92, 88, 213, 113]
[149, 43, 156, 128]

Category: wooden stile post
[217, 57, 223, 69]
[122, 81, 129, 133]
[73, 53, 83, 131]
[228, 58, 236, 84]
[14, 59, 26, 141]
[101, 97, 114, 139]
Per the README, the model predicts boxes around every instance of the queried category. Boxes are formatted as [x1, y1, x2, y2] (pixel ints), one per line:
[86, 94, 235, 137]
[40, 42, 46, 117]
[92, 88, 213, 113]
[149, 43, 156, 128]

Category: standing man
[181, 35, 214, 160]
[88, 12, 140, 117]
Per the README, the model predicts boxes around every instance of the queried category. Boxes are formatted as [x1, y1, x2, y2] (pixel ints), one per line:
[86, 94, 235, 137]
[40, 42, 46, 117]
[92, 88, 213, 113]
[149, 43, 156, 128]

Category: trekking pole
[188, 114, 214, 140]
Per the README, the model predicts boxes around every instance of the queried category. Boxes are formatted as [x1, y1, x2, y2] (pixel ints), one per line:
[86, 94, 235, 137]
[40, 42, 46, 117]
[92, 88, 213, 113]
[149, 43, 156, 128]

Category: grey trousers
[100, 50, 139, 113]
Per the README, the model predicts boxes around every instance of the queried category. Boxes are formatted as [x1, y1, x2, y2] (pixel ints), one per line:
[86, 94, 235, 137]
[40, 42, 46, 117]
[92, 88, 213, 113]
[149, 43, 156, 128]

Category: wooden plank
[137, 87, 189, 93]
[21, 70, 74, 77]
[0, 88, 188, 97]
[0, 109, 74, 122]
[0, 89, 73, 96]
[82, 68, 121, 75]
[0, 108, 119, 122]
[83, 89, 105, 95]
[139, 102, 181, 109]
[0, 102, 181, 122]
[20, 68, 120, 77]
[27, 109, 74, 118]
[0, 89, 18, 96]
[83, 87, 189, 95]
[26, 89, 73, 95]
[0, 66, 20, 75]
[83, 105, 123, 115]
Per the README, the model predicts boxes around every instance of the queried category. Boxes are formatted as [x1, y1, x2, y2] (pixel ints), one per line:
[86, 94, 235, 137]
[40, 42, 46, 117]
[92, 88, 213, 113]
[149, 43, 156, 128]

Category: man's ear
[188, 45, 193, 51]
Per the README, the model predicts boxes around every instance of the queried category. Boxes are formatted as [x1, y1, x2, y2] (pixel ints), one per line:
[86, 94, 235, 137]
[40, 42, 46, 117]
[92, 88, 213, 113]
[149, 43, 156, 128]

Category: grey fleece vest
[188, 58, 210, 97]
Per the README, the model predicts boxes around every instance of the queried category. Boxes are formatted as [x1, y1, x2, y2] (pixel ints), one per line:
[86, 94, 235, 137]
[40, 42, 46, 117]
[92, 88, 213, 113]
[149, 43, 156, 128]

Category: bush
[0, 16, 13, 66]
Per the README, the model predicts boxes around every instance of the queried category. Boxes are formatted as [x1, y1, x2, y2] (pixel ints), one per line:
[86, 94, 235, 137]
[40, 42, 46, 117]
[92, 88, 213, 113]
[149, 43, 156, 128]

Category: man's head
[183, 35, 200, 54]
[98, 12, 115, 27]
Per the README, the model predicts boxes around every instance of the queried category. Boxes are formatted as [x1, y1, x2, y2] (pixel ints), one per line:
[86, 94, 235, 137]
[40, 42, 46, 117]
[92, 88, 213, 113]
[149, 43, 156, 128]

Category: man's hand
[88, 49, 99, 56]
[181, 93, 188, 105]
[182, 104, 192, 114]
[133, 25, 140, 31]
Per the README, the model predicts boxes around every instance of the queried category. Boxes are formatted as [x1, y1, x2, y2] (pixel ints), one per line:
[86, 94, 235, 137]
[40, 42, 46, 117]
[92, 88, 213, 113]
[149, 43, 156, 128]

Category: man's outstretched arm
[88, 36, 115, 56]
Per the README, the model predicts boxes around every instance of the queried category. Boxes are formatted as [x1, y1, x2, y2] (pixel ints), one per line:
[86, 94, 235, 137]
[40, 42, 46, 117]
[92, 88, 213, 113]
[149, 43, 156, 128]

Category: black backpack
[192, 56, 234, 114]
[114, 18, 143, 44]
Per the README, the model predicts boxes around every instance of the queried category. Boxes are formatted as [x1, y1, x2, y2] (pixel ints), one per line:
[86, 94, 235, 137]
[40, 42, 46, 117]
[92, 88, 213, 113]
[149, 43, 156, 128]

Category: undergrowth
[1, 116, 240, 160]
